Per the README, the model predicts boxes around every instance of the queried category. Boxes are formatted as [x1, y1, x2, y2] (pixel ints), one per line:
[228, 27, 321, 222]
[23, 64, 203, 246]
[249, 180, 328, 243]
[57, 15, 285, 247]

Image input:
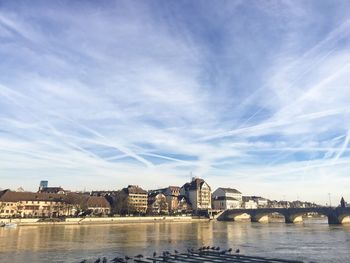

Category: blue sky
[1, 0, 350, 204]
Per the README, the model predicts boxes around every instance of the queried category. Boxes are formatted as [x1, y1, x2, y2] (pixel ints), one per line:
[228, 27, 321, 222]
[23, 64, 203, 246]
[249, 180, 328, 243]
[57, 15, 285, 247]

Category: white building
[242, 196, 258, 209]
[251, 196, 268, 208]
[212, 188, 242, 210]
[243, 199, 258, 209]
[213, 196, 240, 210]
[180, 177, 211, 211]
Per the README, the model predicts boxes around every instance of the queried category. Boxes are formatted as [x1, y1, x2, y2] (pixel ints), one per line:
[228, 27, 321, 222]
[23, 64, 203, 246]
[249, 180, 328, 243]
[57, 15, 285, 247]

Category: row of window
[2, 201, 57, 205]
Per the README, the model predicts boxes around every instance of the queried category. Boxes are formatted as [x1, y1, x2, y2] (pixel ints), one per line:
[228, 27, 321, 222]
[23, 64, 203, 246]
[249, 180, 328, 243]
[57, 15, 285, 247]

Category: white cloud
[0, 1, 350, 203]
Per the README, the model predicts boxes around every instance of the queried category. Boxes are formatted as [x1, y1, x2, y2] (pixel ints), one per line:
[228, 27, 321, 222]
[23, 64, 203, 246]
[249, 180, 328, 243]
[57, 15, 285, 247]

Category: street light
[328, 193, 332, 207]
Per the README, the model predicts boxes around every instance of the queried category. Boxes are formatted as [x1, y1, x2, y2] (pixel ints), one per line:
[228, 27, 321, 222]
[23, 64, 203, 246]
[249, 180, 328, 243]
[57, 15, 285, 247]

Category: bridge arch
[228, 212, 251, 221]
[338, 214, 350, 224]
[250, 211, 285, 223]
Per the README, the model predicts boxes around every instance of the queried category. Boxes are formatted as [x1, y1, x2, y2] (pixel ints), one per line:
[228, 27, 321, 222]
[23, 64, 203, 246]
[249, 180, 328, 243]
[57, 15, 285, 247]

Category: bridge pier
[251, 214, 269, 223]
[285, 215, 303, 224]
[328, 213, 342, 224]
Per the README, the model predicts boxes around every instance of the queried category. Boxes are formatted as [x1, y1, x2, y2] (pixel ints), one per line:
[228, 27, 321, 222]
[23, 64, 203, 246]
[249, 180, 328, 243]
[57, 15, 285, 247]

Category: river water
[0, 219, 350, 263]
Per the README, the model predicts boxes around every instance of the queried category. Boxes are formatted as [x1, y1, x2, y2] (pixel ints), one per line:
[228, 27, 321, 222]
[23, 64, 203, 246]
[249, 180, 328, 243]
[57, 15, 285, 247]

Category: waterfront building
[0, 189, 70, 217]
[242, 196, 269, 209]
[86, 196, 111, 215]
[212, 187, 242, 210]
[213, 196, 241, 210]
[147, 192, 168, 214]
[242, 196, 258, 209]
[163, 186, 181, 196]
[180, 177, 211, 211]
[160, 186, 181, 213]
[251, 196, 268, 208]
[0, 190, 110, 218]
[177, 195, 192, 213]
[120, 185, 148, 214]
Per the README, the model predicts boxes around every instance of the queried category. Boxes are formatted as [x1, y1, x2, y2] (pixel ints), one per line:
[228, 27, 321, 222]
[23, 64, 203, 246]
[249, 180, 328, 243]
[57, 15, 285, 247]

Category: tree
[112, 191, 129, 215]
[64, 193, 89, 216]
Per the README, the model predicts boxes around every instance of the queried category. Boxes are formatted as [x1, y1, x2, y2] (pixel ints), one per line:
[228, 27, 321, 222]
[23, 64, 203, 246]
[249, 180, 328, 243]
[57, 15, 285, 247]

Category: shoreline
[0, 216, 211, 226]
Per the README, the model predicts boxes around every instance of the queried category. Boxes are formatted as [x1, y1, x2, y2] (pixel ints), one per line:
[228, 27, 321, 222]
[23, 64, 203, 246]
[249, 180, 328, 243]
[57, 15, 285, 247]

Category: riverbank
[0, 216, 210, 226]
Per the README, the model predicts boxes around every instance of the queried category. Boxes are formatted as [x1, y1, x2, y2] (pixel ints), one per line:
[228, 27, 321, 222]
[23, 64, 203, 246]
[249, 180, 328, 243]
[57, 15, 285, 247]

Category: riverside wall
[0, 216, 209, 226]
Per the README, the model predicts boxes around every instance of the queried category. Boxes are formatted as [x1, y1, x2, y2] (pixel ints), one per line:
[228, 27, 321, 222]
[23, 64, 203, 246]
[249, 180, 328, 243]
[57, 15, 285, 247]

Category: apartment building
[180, 177, 211, 211]
[120, 185, 148, 214]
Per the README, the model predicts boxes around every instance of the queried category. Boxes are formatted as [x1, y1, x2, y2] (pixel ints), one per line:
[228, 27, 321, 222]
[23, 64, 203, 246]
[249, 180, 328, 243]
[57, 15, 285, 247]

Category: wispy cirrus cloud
[1, 0, 350, 204]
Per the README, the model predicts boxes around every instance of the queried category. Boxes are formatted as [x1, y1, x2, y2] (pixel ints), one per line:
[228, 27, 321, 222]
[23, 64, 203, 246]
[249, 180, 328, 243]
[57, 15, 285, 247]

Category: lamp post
[328, 193, 332, 207]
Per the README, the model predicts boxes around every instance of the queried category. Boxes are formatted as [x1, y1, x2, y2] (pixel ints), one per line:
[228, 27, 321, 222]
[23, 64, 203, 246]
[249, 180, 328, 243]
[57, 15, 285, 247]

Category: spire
[340, 197, 346, 208]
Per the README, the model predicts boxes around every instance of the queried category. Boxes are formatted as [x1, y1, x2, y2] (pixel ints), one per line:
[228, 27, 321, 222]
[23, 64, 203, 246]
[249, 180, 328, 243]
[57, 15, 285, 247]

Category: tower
[39, 180, 48, 191]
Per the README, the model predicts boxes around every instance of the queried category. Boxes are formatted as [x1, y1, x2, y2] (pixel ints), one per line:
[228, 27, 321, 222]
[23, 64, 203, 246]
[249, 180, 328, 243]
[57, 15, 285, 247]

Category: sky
[1, 0, 350, 204]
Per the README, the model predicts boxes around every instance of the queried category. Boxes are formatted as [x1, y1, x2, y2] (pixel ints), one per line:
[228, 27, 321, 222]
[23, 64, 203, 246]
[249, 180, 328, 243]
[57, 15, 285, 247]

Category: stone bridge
[217, 207, 350, 224]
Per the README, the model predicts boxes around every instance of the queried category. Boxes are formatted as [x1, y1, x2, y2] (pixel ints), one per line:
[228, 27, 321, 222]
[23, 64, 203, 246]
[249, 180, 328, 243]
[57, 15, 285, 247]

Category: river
[0, 219, 349, 263]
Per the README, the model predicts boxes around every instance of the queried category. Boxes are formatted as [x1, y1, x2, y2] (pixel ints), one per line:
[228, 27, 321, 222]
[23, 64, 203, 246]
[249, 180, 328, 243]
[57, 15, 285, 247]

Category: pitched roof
[218, 188, 242, 194]
[182, 178, 210, 191]
[178, 195, 191, 205]
[0, 190, 65, 202]
[86, 196, 111, 208]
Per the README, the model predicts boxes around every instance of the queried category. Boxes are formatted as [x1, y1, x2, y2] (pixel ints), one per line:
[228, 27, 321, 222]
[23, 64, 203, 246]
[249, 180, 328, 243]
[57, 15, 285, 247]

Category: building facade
[121, 185, 148, 214]
[147, 192, 168, 214]
[0, 190, 69, 218]
[212, 187, 242, 210]
[242, 196, 258, 209]
[86, 196, 111, 215]
[161, 186, 181, 213]
[180, 177, 211, 211]
[0, 190, 110, 218]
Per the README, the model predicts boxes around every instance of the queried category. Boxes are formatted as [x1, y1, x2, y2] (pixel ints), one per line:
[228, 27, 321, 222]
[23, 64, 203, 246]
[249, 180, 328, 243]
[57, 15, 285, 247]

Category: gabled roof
[218, 187, 242, 194]
[178, 195, 191, 205]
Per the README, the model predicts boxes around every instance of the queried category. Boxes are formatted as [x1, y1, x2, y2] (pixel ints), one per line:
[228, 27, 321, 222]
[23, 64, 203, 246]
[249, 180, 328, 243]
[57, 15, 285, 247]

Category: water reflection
[0, 220, 350, 263]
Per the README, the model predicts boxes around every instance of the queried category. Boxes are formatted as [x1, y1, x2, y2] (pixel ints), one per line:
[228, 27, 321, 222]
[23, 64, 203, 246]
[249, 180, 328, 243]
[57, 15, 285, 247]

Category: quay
[217, 207, 350, 224]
